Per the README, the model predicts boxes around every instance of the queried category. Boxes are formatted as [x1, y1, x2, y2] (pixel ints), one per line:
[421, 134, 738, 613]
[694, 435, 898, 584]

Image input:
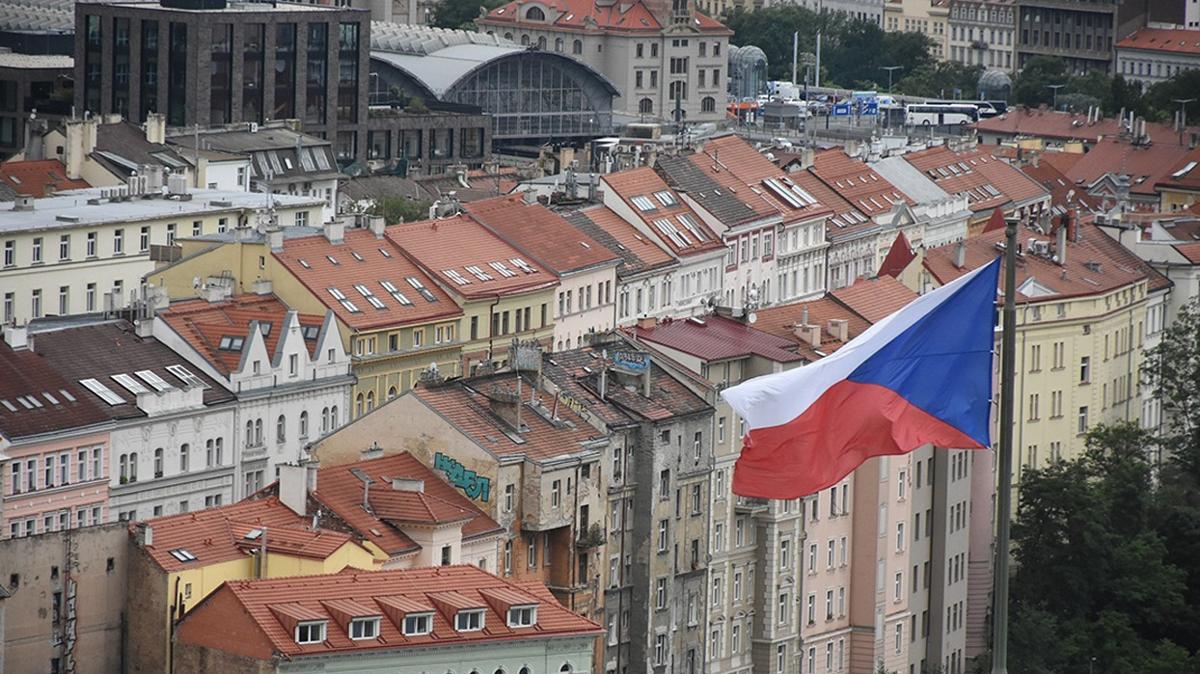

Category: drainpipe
[486, 294, 501, 367]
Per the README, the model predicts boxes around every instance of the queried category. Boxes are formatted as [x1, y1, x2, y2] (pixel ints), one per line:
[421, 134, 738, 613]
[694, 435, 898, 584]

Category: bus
[923, 99, 999, 118]
[906, 103, 980, 126]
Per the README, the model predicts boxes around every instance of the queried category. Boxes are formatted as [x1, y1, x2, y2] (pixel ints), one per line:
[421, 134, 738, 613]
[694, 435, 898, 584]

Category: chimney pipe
[954, 240, 967, 269]
[1056, 218, 1068, 267]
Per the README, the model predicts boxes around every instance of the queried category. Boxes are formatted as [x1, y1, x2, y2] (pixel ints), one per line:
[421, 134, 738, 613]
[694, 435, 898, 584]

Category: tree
[1010, 56, 1068, 108]
[431, 0, 505, 31]
[895, 61, 984, 99]
[1144, 297, 1200, 469]
[375, 196, 431, 224]
[1144, 70, 1200, 126]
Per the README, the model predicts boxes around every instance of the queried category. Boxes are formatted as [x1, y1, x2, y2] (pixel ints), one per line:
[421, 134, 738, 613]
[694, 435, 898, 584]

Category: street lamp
[1172, 97, 1196, 145]
[880, 66, 903, 93]
[1046, 84, 1065, 111]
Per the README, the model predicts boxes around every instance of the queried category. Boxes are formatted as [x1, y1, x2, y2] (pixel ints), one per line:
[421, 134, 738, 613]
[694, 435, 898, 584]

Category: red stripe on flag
[731, 380, 985, 499]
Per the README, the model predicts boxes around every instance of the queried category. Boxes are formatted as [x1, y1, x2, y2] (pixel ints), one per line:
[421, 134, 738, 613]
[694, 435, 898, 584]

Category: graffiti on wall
[434, 452, 492, 502]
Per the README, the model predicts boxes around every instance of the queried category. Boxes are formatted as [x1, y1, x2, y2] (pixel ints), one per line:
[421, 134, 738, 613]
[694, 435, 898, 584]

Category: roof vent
[392, 477, 424, 493]
[12, 195, 34, 211]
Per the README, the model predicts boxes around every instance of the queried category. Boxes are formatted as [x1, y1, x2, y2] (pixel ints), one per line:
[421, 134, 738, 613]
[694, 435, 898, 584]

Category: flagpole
[991, 217, 1018, 673]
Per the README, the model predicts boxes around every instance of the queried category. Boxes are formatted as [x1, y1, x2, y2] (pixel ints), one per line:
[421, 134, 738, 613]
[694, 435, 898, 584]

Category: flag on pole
[722, 257, 1001, 499]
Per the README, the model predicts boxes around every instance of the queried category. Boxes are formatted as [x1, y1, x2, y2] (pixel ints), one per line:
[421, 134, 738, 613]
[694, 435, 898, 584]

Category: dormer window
[295, 620, 327, 644]
[349, 616, 381, 640]
[456, 609, 485, 632]
[507, 605, 537, 627]
[525, 6, 545, 20]
[403, 612, 433, 636]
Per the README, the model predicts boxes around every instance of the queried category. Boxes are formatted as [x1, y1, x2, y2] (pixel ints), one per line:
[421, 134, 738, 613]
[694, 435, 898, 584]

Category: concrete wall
[0, 522, 129, 674]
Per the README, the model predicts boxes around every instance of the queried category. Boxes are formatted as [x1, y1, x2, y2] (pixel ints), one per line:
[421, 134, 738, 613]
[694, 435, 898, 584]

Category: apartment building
[173, 566, 602, 674]
[947, 0, 1016, 71]
[154, 294, 353, 497]
[539, 339, 714, 674]
[1117, 26, 1200, 87]
[767, 0, 884, 25]
[1014, 0, 1153, 74]
[22, 318, 238, 521]
[883, 0, 950, 59]
[973, 108, 1200, 150]
[477, 0, 732, 123]
[1, 327, 112, 539]
[123, 495, 377, 674]
[871, 155, 973, 251]
[0, 183, 322, 326]
[74, 0, 372, 162]
[465, 195, 621, 352]
[148, 219, 467, 416]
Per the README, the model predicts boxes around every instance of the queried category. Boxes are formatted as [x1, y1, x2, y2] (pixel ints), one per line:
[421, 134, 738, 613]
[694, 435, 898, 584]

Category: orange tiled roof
[483, 0, 729, 34]
[312, 453, 503, 557]
[0, 159, 90, 197]
[386, 216, 560, 300]
[1061, 137, 1193, 197]
[412, 376, 606, 462]
[751, 296, 872, 361]
[902, 146, 1046, 212]
[602, 167, 726, 256]
[563, 205, 678, 277]
[1118, 27, 1200, 56]
[975, 107, 1196, 147]
[157, 295, 327, 375]
[694, 135, 832, 223]
[788, 169, 875, 236]
[1157, 145, 1200, 192]
[136, 496, 356, 572]
[829, 275, 918, 324]
[464, 195, 620, 274]
[877, 231, 915, 278]
[176, 565, 601, 660]
[273, 229, 462, 331]
[810, 149, 913, 218]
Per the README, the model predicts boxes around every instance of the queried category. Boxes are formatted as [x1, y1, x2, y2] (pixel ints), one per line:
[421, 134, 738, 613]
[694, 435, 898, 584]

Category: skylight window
[631, 195, 656, 211]
[677, 213, 707, 242]
[379, 248, 392, 258]
[406, 277, 438, 303]
[654, 191, 677, 207]
[302, 325, 321, 340]
[326, 255, 340, 266]
[380, 281, 413, 305]
[219, 335, 245, 351]
[165, 365, 205, 388]
[328, 288, 347, 301]
[79, 378, 125, 405]
[0, 399, 16, 412]
[510, 258, 537, 273]
[1173, 161, 1197, 179]
[403, 613, 433, 636]
[653, 218, 690, 248]
[112, 373, 151, 395]
[354, 284, 386, 310]
[443, 269, 471, 286]
[58, 389, 76, 402]
[244, 528, 264, 540]
[169, 548, 197, 562]
[136, 369, 174, 391]
[465, 265, 494, 281]
[42, 392, 60, 405]
[351, 251, 364, 262]
[299, 259, 311, 269]
[763, 178, 807, 209]
[489, 261, 517, 278]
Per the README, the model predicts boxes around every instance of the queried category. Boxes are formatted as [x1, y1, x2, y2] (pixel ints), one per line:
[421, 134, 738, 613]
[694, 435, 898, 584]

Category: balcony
[734, 496, 769, 513]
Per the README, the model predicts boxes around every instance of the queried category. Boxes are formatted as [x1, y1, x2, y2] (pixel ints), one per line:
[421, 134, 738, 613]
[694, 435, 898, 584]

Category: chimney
[391, 477, 424, 492]
[268, 228, 283, 252]
[144, 112, 166, 144]
[63, 117, 98, 181]
[954, 240, 967, 269]
[368, 215, 386, 238]
[11, 195, 34, 212]
[488, 387, 523, 431]
[278, 463, 309, 516]
[323, 220, 345, 244]
[134, 318, 154, 338]
[252, 279, 273, 296]
[827, 318, 849, 342]
[3, 324, 29, 350]
[793, 323, 821, 348]
[1056, 218, 1068, 266]
[522, 188, 537, 205]
[637, 316, 658, 330]
[361, 441, 383, 461]
[136, 522, 154, 547]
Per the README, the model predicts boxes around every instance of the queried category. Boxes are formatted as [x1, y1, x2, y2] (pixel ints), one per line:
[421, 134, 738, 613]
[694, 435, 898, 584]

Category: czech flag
[723, 257, 1001, 499]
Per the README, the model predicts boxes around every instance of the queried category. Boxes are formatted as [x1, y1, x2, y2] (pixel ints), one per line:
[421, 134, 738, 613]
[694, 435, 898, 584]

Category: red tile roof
[829, 275, 919, 323]
[273, 229, 462, 331]
[176, 565, 601, 660]
[137, 496, 357, 572]
[386, 216, 560, 300]
[0, 341, 110, 441]
[464, 195, 619, 274]
[563, 205, 678, 277]
[631, 314, 804, 363]
[1175, 242, 1200, 264]
[602, 167, 726, 256]
[878, 231, 915, 278]
[482, 0, 729, 34]
[1117, 27, 1200, 56]
[312, 453, 503, 557]
[975, 107, 1196, 147]
[1061, 137, 1193, 197]
[788, 169, 875, 236]
[902, 146, 1047, 212]
[750, 296, 871, 361]
[694, 136, 833, 223]
[924, 223, 1151, 301]
[0, 159, 90, 197]
[1019, 159, 1103, 223]
[157, 295, 327, 375]
[1157, 145, 1200, 192]
[810, 149, 913, 218]
[411, 377, 606, 461]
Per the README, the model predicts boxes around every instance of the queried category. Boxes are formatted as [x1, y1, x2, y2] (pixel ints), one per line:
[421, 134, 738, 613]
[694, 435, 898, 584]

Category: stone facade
[947, 0, 1016, 72]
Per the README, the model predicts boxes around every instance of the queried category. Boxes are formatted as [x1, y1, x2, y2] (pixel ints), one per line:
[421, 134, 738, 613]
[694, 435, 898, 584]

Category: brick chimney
[827, 318, 849, 342]
[793, 323, 821, 348]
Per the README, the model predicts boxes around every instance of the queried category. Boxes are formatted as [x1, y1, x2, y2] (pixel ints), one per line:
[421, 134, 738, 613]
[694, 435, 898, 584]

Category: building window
[349, 617, 380, 640]
[639, 98, 653, 114]
[403, 613, 433, 636]
[701, 96, 716, 113]
[295, 621, 326, 644]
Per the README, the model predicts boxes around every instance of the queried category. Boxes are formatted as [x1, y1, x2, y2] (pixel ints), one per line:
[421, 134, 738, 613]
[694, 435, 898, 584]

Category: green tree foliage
[431, 0, 505, 31]
[1143, 70, 1200, 126]
[894, 61, 984, 99]
[375, 196, 432, 224]
[1010, 56, 1068, 108]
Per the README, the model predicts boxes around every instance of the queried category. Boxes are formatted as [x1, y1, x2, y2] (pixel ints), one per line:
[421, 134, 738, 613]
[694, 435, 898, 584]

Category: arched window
[525, 6, 544, 20]
[129, 452, 138, 481]
[701, 96, 716, 113]
[300, 411, 309, 438]
[321, 406, 330, 432]
[554, 37, 563, 52]
[180, 443, 190, 472]
[520, 34, 530, 46]
[366, 390, 375, 411]
[669, 80, 687, 102]
[215, 438, 223, 464]
[504, 32, 513, 40]
[572, 39, 582, 54]
[331, 406, 339, 427]
[119, 454, 128, 482]
[355, 392, 364, 417]
[245, 420, 255, 446]
[388, 386, 398, 400]
[537, 36, 547, 49]
[154, 448, 163, 478]
[276, 414, 286, 443]
[639, 98, 653, 114]
[254, 419, 263, 446]
[560, 664, 572, 673]
[519, 667, 531, 674]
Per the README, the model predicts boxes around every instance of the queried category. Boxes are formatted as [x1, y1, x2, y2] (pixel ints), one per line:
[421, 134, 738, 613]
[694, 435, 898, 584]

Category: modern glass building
[727, 44, 767, 102]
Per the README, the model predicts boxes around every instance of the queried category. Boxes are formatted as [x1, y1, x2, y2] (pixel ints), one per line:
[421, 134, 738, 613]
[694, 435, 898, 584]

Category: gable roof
[311, 452, 503, 557]
[273, 229, 462, 331]
[631, 314, 804, 363]
[829, 275, 918, 323]
[901, 146, 1047, 212]
[974, 107, 1196, 147]
[464, 195, 620, 274]
[563, 205, 678, 278]
[0, 340, 110, 441]
[482, 0, 729, 34]
[1062, 137, 1193, 197]
[0, 159, 89, 197]
[137, 496, 357, 573]
[157, 295, 327, 375]
[177, 565, 601, 659]
[1117, 27, 1200, 56]
[690, 136, 833, 224]
[656, 154, 773, 229]
[386, 216, 560, 300]
[878, 231, 915, 278]
[810, 149, 913, 219]
[602, 167, 726, 256]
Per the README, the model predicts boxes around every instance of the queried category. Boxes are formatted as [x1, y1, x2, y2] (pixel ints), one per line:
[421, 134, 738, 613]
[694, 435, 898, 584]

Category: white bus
[906, 103, 980, 126]
[922, 99, 999, 118]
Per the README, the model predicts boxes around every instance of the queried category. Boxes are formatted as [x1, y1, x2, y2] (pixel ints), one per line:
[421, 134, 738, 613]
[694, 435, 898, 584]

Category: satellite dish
[747, 312, 758, 324]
